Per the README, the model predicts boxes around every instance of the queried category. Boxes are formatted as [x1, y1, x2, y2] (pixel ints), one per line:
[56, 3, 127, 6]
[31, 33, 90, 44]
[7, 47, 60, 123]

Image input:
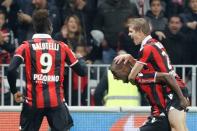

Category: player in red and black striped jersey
[110, 59, 190, 131]
[7, 9, 87, 131]
[114, 18, 189, 131]
[12, 38, 81, 108]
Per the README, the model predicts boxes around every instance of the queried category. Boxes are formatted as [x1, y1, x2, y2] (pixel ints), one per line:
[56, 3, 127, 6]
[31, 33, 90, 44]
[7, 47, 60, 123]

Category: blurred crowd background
[0, 0, 197, 65]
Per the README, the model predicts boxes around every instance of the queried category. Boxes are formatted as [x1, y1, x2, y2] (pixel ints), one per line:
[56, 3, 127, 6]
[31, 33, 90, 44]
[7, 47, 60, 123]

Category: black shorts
[140, 116, 171, 131]
[166, 88, 189, 112]
[20, 103, 73, 131]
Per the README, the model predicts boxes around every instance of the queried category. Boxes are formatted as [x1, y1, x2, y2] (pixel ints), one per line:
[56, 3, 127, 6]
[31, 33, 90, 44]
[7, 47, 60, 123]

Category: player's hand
[14, 92, 23, 103]
[180, 97, 190, 110]
[114, 54, 135, 65]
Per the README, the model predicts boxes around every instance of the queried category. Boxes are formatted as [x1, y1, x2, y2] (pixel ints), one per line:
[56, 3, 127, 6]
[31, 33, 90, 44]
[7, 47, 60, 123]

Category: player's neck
[141, 35, 148, 44]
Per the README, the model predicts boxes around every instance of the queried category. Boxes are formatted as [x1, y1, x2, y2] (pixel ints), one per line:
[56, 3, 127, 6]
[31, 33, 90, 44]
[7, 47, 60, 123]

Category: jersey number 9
[40, 53, 52, 73]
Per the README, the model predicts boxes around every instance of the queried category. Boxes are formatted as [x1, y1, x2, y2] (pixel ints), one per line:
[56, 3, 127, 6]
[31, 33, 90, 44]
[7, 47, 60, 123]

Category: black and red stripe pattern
[139, 83, 166, 116]
[138, 38, 186, 89]
[14, 37, 78, 108]
[136, 37, 187, 116]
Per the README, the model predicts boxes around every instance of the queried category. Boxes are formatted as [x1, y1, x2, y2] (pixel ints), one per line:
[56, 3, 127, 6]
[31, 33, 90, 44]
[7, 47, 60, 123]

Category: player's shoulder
[145, 40, 164, 50]
[140, 41, 162, 53]
[57, 41, 72, 49]
[152, 41, 165, 50]
[141, 44, 154, 52]
[17, 40, 30, 49]
[53, 40, 65, 46]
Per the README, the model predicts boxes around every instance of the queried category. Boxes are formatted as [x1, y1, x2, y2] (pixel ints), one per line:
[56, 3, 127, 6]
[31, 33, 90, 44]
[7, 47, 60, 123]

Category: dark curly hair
[32, 9, 52, 34]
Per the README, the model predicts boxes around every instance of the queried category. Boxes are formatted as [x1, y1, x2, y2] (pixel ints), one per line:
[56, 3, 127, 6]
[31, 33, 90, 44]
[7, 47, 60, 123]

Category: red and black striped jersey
[137, 37, 186, 89]
[139, 83, 166, 116]
[14, 34, 78, 108]
[136, 72, 166, 116]
[138, 38, 173, 72]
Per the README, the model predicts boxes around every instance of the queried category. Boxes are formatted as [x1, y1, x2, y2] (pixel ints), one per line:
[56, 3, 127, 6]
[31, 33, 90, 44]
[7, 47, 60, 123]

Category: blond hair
[128, 18, 151, 35]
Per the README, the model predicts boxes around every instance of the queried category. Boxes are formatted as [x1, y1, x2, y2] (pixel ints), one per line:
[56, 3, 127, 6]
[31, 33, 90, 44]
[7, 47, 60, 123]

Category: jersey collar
[140, 35, 152, 51]
[32, 34, 52, 39]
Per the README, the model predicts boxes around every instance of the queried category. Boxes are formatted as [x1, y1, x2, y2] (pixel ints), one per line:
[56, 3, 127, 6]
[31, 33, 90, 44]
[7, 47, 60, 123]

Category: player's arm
[156, 73, 184, 99]
[7, 56, 24, 103]
[128, 45, 152, 83]
[156, 73, 190, 109]
[7, 56, 22, 94]
[7, 43, 27, 103]
[128, 62, 144, 84]
[71, 57, 87, 76]
[64, 43, 87, 76]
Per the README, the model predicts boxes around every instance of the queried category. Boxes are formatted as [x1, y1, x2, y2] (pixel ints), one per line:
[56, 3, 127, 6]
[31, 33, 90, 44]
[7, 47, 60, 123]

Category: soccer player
[7, 9, 87, 131]
[114, 18, 189, 131]
[110, 60, 189, 131]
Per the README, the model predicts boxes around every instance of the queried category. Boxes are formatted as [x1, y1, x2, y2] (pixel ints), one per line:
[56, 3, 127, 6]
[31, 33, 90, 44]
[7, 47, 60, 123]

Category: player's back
[16, 35, 78, 109]
[27, 38, 63, 85]
[141, 39, 175, 75]
[139, 38, 186, 89]
[24, 38, 64, 108]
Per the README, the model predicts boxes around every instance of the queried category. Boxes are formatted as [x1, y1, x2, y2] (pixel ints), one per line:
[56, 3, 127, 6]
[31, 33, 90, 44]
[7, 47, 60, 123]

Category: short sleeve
[14, 42, 27, 61]
[137, 45, 152, 65]
[63, 43, 78, 66]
